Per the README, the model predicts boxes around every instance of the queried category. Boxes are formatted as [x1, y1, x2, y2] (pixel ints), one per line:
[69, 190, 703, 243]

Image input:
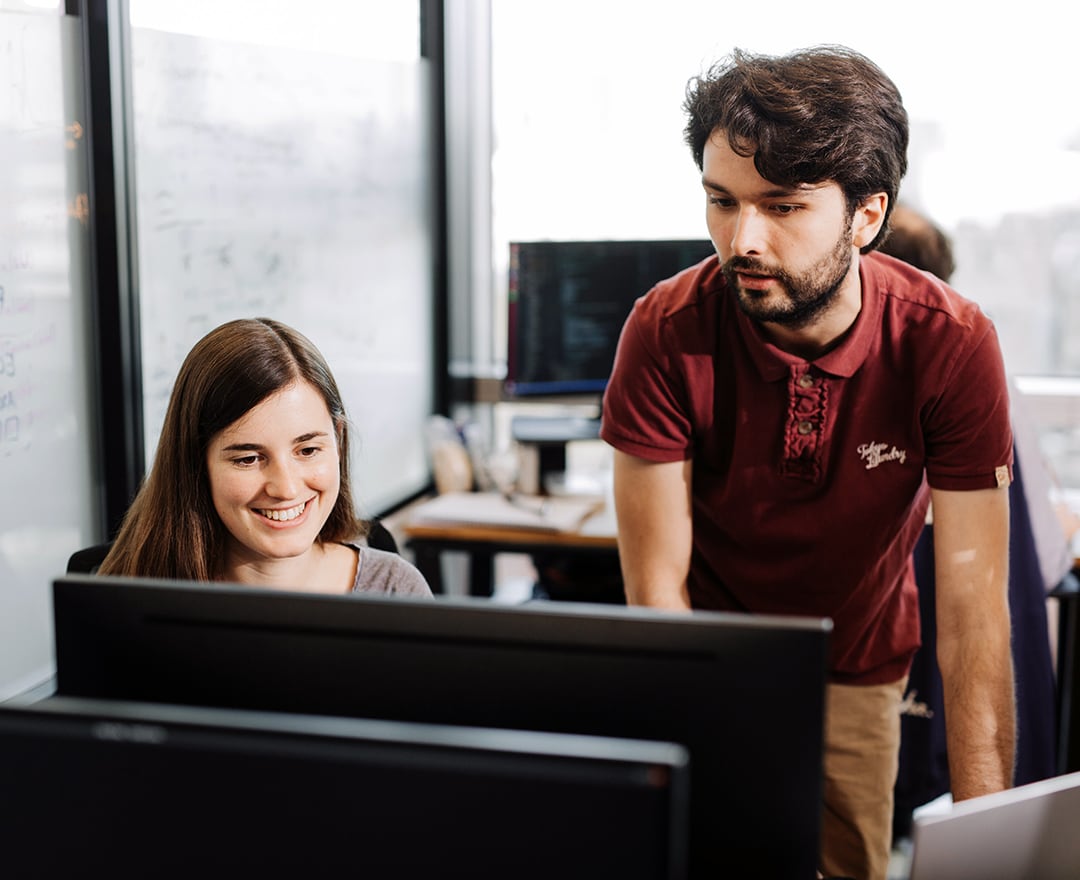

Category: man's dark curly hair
[683, 45, 909, 252]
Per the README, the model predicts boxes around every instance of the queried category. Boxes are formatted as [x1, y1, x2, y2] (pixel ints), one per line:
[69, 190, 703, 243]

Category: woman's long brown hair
[98, 318, 363, 580]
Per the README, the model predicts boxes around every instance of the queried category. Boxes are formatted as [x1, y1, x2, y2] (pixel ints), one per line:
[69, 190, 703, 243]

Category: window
[491, 0, 1080, 497]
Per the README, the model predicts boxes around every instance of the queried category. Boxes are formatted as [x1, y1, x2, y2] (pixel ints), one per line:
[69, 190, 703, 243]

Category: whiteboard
[131, 27, 435, 516]
[0, 12, 100, 699]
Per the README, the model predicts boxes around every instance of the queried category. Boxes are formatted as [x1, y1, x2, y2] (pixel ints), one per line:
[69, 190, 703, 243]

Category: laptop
[909, 771, 1080, 880]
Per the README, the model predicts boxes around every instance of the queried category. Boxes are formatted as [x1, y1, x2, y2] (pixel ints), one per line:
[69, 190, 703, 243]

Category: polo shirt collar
[734, 255, 883, 382]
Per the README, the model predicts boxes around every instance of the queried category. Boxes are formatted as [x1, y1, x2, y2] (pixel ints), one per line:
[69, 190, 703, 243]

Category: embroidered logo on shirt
[995, 465, 1011, 488]
[899, 689, 934, 719]
[857, 441, 907, 470]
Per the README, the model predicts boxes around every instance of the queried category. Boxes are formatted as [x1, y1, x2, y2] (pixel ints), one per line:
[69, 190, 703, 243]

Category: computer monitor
[0, 696, 688, 879]
[506, 239, 716, 397]
[909, 771, 1080, 880]
[52, 574, 831, 879]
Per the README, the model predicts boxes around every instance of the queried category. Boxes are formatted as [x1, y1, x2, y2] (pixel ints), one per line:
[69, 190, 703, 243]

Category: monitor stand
[511, 415, 602, 495]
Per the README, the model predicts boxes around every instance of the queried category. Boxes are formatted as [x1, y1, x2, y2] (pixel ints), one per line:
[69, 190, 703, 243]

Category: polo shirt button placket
[795, 372, 819, 436]
[783, 366, 827, 481]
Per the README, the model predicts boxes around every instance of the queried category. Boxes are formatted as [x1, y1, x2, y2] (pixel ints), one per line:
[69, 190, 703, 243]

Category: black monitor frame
[1, 695, 688, 878]
[505, 239, 716, 397]
[52, 574, 831, 879]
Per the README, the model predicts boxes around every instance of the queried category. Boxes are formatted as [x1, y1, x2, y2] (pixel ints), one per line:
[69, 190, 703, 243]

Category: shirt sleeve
[922, 320, 1014, 491]
[600, 297, 695, 463]
[353, 548, 434, 598]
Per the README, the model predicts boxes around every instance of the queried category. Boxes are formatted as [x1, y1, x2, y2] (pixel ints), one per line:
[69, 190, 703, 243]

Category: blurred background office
[463, 1, 1080, 508]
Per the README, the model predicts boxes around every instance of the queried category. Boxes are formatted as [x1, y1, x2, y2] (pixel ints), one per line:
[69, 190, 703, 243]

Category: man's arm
[930, 485, 1015, 800]
[611, 449, 694, 610]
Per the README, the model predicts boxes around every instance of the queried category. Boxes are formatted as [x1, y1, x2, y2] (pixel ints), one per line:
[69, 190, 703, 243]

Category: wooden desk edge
[402, 522, 617, 548]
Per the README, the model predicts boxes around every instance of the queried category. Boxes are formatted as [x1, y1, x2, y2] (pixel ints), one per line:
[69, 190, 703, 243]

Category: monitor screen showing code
[506, 239, 715, 397]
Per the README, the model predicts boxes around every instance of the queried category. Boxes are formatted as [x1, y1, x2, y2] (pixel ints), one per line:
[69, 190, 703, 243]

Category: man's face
[701, 131, 859, 330]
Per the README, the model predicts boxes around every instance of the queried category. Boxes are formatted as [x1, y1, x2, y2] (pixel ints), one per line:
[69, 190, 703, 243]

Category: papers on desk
[409, 491, 605, 533]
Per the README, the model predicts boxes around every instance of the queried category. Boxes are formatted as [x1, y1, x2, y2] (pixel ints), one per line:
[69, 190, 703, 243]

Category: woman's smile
[256, 500, 309, 523]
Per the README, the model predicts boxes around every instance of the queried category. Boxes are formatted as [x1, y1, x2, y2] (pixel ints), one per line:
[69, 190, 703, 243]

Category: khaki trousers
[819, 677, 908, 880]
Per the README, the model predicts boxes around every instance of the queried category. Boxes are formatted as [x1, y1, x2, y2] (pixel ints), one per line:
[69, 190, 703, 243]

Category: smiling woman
[98, 318, 432, 597]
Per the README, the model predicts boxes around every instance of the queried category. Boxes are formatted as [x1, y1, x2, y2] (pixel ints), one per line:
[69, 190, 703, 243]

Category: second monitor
[3, 696, 688, 879]
[506, 239, 716, 397]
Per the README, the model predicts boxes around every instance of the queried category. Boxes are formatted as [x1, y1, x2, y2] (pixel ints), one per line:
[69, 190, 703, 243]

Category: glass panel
[0, 11, 98, 697]
[127, 2, 433, 514]
[130, 0, 419, 60]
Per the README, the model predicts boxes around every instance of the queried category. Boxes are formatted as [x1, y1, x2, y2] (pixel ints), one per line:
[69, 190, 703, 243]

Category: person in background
[600, 46, 1015, 880]
[882, 201, 1071, 604]
[99, 317, 431, 598]
[878, 202, 957, 283]
[882, 202, 1067, 842]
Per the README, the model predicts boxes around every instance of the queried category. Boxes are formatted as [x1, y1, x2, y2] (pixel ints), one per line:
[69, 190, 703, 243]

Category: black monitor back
[52, 575, 831, 878]
[0, 696, 687, 879]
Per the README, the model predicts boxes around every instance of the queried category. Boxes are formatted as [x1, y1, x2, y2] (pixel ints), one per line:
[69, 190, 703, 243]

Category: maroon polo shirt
[601, 251, 1013, 684]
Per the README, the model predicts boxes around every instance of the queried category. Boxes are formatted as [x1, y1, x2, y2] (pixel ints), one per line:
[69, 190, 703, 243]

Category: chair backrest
[66, 543, 112, 574]
[364, 519, 399, 553]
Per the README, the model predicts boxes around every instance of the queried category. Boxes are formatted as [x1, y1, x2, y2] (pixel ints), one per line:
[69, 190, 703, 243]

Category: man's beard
[722, 217, 854, 330]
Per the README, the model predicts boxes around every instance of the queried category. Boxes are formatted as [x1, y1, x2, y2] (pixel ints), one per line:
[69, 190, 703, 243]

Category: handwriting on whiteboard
[1, 17, 85, 462]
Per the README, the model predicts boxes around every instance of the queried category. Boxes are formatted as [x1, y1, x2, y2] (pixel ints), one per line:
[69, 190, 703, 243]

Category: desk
[403, 504, 618, 597]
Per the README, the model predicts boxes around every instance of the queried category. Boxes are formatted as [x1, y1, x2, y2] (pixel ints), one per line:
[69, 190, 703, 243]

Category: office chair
[66, 543, 112, 574]
[65, 520, 400, 575]
[364, 519, 399, 554]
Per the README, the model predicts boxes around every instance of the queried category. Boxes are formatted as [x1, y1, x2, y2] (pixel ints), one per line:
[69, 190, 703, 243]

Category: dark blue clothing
[894, 449, 1059, 839]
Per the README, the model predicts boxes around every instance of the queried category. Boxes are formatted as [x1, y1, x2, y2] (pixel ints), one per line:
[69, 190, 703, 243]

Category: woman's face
[205, 380, 341, 570]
